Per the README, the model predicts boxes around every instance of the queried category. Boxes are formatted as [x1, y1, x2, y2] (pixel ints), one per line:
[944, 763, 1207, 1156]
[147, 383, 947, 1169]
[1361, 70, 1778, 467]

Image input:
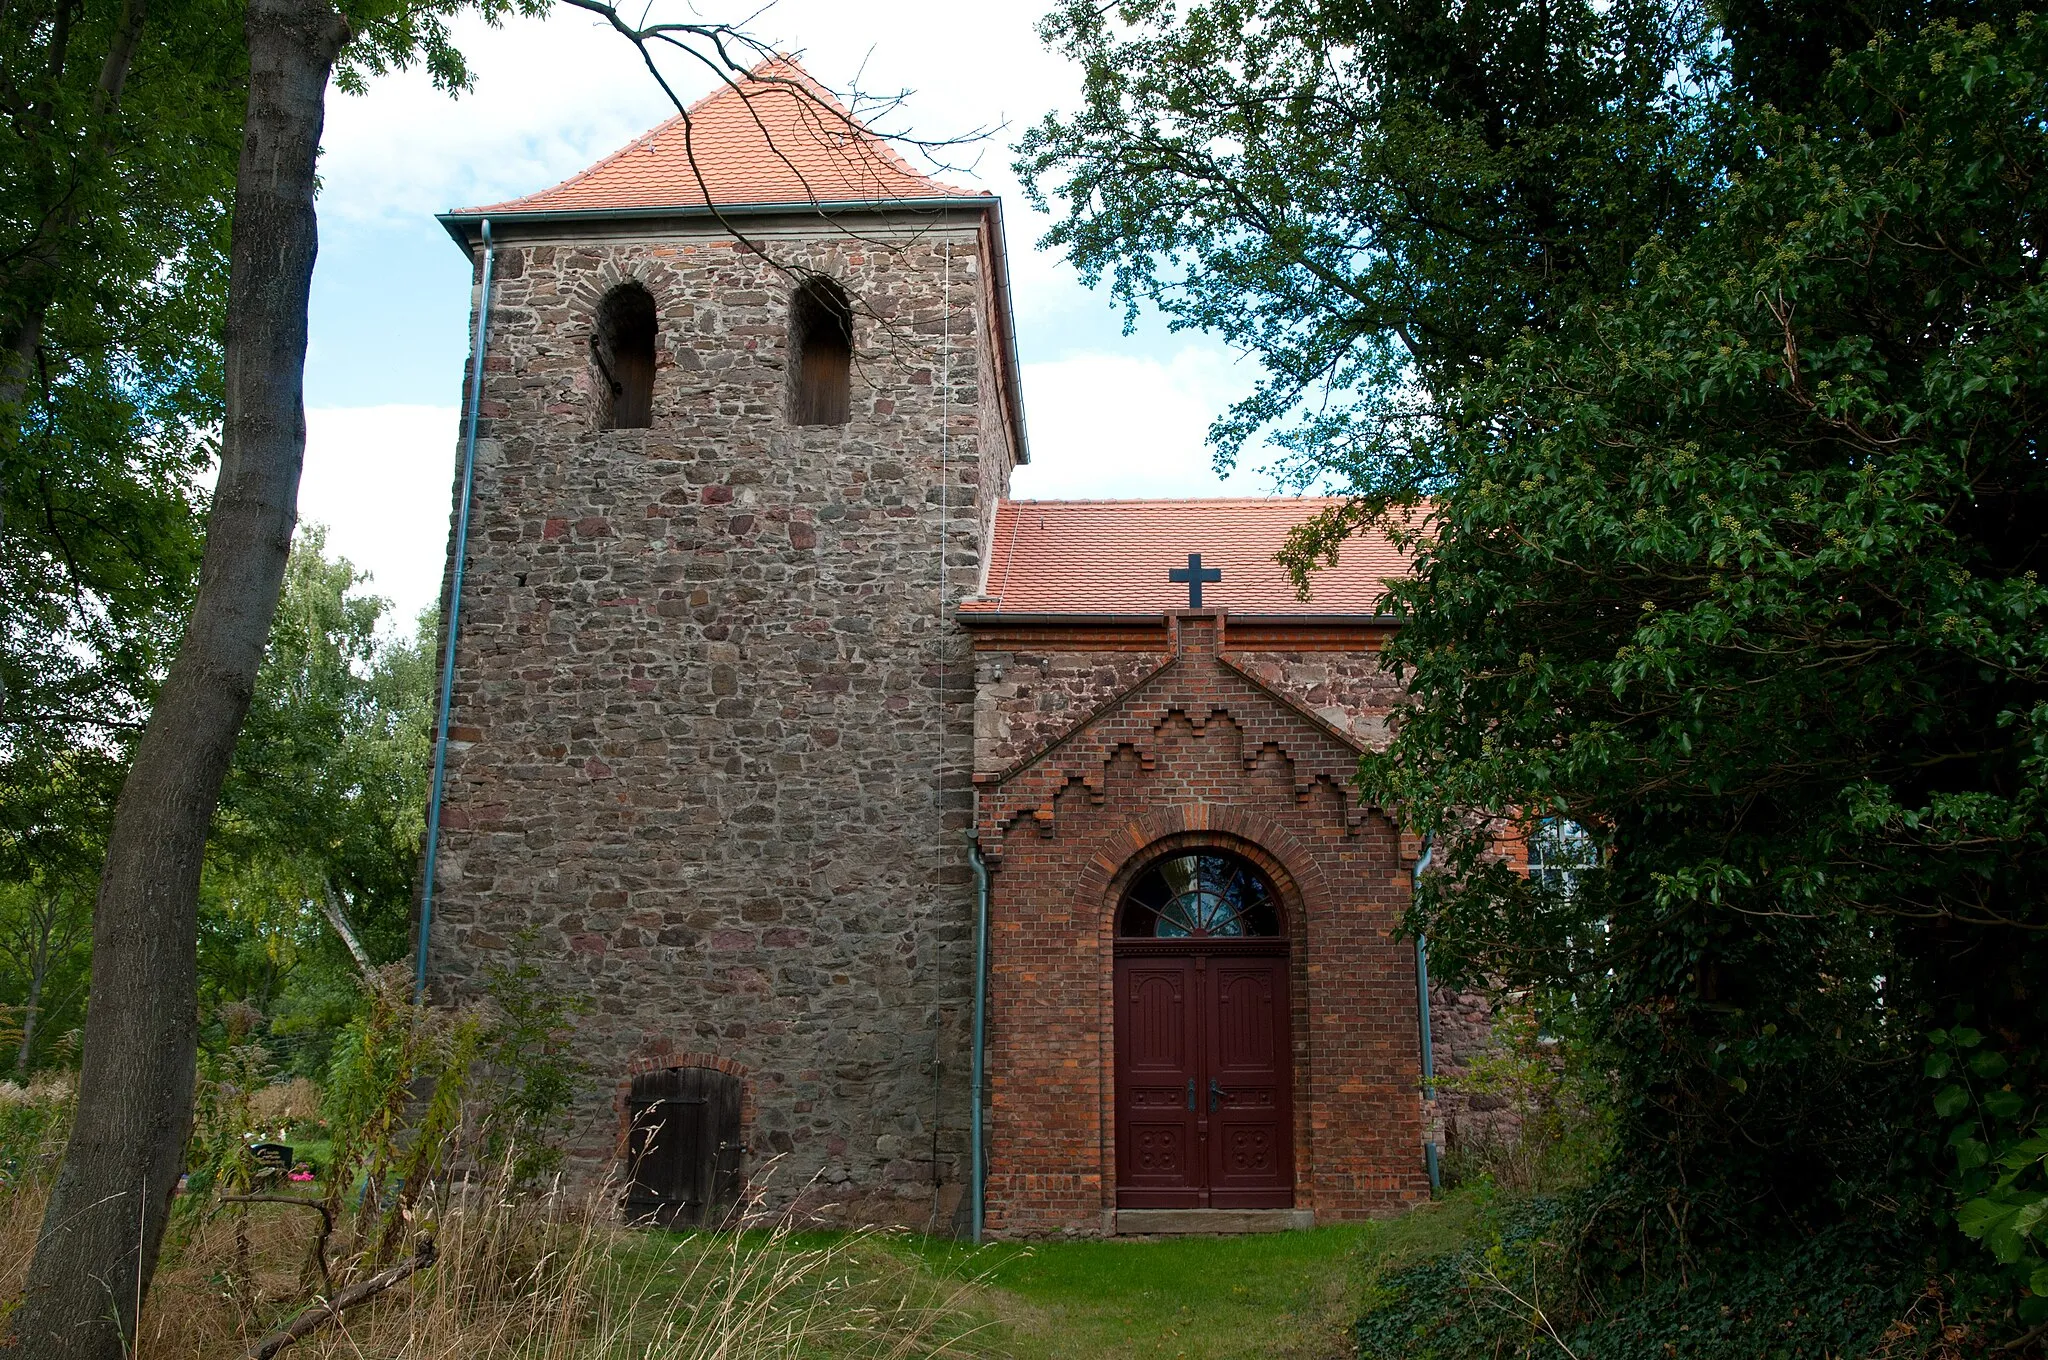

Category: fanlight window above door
[1119, 852, 1281, 938]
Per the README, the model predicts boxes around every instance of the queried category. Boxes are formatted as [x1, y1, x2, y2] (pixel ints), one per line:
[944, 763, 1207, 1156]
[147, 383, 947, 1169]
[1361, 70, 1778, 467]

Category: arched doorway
[1114, 850, 1294, 1209]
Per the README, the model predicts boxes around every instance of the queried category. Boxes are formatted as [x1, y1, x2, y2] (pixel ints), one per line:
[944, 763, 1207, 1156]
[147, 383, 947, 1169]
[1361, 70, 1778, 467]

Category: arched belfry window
[789, 277, 852, 426]
[592, 282, 656, 429]
[1118, 852, 1282, 938]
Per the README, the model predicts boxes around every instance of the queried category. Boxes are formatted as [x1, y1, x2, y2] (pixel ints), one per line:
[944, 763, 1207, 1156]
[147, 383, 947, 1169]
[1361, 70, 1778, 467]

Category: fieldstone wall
[971, 641, 1403, 774]
[427, 210, 1013, 1229]
[1228, 650, 1404, 750]
[1424, 985, 1520, 1155]
[973, 648, 1168, 771]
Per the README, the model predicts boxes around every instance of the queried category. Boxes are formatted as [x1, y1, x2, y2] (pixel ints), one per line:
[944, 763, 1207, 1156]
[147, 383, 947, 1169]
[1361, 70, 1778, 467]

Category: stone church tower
[428, 61, 1022, 1230]
[429, 58, 1457, 1239]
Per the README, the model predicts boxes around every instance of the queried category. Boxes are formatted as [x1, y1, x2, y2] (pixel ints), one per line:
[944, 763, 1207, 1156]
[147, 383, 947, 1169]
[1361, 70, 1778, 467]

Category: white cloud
[317, 2, 1094, 324]
[1011, 348, 1270, 500]
[300, 405, 461, 625]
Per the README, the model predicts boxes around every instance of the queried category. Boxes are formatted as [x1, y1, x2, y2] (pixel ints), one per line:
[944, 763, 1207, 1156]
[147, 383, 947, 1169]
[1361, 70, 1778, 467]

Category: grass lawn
[891, 1194, 1483, 1360]
[609, 1193, 1485, 1359]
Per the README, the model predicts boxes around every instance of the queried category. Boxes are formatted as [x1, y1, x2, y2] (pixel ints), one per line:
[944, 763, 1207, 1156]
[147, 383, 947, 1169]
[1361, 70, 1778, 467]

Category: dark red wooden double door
[1114, 945, 1293, 1208]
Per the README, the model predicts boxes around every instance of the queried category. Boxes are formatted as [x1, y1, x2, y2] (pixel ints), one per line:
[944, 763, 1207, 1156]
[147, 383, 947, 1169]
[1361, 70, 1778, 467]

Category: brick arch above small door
[612, 1050, 755, 1159]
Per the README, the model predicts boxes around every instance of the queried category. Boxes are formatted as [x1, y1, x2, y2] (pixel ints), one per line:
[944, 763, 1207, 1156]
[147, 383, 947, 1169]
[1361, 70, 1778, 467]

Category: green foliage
[183, 1035, 273, 1201]
[1, 0, 240, 753]
[0, 748, 108, 1078]
[1353, 12, 2048, 1267]
[200, 528, 435, 1071]
[0, 860, 91, 1077]
[1356, 1193, 1953, 1359]
[0, 1075, 71, 1189]
[1433, 1001, 1611, 1196]
[478, 940, 592, 1189]
[1025, 1, 2048, 1347]
[320, 964, 479, 1266]
[1932, 1023, 2048, 1323]
[1017, 0, 1721, 472]
[314, 958, 588, 1262]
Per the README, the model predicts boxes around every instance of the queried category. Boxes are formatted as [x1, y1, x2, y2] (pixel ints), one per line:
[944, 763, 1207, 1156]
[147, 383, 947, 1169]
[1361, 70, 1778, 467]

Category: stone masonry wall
[973, 648, 1168, 772]
[973, 643, 1403, 776]
[1228, 650, 1405, 750]
[429, 212, 1011, 1229]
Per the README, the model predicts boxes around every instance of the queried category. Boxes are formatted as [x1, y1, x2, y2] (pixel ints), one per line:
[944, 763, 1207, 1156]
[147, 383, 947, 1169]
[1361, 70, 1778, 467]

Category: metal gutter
[1414, 835, 1440, 1191]
[416, 217, 494, 1000]
[435, 196, 1006, 247]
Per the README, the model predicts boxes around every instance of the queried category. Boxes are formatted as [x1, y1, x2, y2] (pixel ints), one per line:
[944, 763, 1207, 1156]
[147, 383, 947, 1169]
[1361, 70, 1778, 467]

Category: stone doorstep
[1106, 1208, 1316, 1236]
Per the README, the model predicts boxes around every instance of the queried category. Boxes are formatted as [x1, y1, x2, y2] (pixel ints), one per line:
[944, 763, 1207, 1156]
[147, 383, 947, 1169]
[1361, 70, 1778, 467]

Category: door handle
[1209, 1079, 1230, 1113]
[1186, 1078, 1196, 1111]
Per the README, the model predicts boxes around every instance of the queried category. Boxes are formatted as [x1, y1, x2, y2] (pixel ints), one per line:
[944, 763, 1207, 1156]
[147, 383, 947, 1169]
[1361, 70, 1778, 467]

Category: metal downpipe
[968, 832, 991, 1244]
[416, 217, 495, 1000]
[1414, 835, 1440, 1190]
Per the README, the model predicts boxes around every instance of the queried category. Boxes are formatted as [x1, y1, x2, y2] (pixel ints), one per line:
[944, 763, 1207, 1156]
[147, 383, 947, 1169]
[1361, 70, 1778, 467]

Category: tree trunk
[6, 0, 348, 1352]
[16, 932, 46, 1080]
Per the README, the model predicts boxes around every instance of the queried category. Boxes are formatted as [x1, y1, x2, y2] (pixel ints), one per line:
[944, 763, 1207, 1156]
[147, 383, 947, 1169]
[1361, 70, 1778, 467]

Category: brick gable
[973, 613, 1430, 1233]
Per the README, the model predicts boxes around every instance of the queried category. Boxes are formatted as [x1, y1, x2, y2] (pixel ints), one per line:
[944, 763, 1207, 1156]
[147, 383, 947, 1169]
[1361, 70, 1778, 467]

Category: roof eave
[953, 610, 1406, 627]
[435, 196, 1001, 250]
[977, 199, 1030, 466]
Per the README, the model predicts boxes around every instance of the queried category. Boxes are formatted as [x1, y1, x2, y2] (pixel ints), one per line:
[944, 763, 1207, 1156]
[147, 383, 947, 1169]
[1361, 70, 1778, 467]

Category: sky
[301, 0, 1283, 625]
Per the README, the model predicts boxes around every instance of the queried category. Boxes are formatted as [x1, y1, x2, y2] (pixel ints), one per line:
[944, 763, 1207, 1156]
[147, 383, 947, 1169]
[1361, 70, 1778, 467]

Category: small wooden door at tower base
[1114, 949, 1293, 1208]
[623, 1067, 744, 1227]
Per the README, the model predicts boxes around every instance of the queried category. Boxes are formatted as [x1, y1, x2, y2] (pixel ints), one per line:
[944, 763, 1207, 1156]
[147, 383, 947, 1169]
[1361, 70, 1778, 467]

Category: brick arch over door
[1079, 808, 1334, 1216]
[982, 794, 1427, 1235]
[612, 1051, 755, 1162]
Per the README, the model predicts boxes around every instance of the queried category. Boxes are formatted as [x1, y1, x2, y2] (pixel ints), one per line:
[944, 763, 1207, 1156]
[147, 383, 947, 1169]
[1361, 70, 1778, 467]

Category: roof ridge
[457, 55, 975, 216]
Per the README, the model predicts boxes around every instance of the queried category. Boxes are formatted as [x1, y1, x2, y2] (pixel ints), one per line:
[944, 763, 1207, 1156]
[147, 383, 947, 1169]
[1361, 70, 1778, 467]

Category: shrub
[1356, 1191, 1978, 1360]
[1434, 1000, 1612, 1197]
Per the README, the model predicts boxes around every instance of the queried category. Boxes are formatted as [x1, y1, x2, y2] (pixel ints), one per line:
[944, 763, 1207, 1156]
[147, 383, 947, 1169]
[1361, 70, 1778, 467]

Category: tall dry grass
[1, 1074, 73, 1310]
[147, 1184, 997, 1359]
[5, 1151, 998, 1359]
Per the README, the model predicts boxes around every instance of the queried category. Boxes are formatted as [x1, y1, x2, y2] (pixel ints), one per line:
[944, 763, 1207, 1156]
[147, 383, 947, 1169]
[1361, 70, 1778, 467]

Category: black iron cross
[1169, 553, 1222, 608]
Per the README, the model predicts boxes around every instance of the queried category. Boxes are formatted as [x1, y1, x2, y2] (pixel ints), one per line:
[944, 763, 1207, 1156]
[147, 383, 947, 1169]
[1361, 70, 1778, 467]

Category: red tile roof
[457, 58, 979, 215]
[963, 499, 1414, 617]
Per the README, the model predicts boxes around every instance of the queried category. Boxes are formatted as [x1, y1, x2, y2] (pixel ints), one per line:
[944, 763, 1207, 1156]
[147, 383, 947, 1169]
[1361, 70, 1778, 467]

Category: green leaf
[1987, 1090, 2027, 1120]
[1936, 1085, 1972, 1118]
[1969, 1050, 2010, 1078]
